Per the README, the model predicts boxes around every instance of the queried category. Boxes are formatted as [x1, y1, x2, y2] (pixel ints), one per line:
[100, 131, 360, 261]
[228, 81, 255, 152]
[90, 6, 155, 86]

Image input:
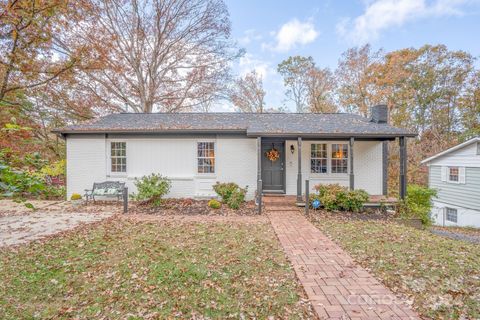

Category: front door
[261, 141, 285, 193]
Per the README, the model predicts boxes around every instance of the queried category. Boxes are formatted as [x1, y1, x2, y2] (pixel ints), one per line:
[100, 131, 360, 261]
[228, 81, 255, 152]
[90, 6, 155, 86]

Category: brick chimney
[370, 105, 388, 123]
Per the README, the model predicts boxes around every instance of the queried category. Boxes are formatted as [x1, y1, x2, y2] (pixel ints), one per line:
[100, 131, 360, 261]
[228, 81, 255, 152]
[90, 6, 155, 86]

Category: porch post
[257, 137, 262, 214]
[297, 137, 302, 202]
[349, 137, 354, 190]
[399, 136, 407, 199]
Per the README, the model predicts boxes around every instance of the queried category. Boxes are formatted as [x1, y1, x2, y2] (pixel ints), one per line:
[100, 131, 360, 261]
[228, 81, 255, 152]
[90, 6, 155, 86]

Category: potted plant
[70, 193, 83, 207]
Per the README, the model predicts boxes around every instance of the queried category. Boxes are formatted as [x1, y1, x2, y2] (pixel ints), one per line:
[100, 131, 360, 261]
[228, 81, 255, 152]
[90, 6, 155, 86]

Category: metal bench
[84, 181, 126, 205]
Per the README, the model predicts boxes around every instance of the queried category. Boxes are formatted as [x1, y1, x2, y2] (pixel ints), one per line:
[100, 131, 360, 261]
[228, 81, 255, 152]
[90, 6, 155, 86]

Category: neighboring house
[421, 137, 480, 228]
[53, 105, 415, 204]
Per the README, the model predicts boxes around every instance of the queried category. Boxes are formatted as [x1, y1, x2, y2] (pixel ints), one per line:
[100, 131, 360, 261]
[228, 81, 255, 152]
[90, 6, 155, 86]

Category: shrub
[310, 184, 369, 212]
[227, 188, 247, 209]
[399, 185, 437, 225]
[0, 160, 45, 197]
[208, 199, 221, 209]
[40, 159, 66, 177]
[213, 182, 239, 203]
[213, 182, 247, 209]
[70, 193, 82, 201]
[131, 174, 171, 206]
[339, 189, 369, 212]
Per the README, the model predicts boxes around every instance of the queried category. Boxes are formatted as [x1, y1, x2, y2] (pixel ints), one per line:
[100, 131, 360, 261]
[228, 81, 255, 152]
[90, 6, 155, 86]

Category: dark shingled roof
[53, 113, 416, 138]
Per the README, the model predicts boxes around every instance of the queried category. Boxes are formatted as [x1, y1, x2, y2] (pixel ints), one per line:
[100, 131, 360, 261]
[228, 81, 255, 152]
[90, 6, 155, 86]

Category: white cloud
[265, 18, 319, 52]
[337, 0, 476, 44]
[238, 53, 271, 79]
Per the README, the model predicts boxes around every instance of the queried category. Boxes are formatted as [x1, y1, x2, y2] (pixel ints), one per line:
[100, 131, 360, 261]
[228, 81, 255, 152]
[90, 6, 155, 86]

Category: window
[110, 142, 126, 173]
[311, 144, 327, 173]
[331, 143, 348, 174]
[197, 142, 215, 173]
[477, 142, 480, 155]
[448, 166, 459, 182]
[446, 207, 458, 223]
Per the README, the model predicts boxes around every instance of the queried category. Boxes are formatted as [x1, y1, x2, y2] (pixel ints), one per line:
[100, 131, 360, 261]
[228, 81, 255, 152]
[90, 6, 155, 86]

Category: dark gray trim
[382, 141, 389, 196]
[56, 129, 247, 135]
[257, 137, 262, 214]
[305, 179, 310, 215]
[61, 131, 413, 140]
[349, 137, 354, 190]
[399, 137, 407, 199]
[297, 137, 302, 202]
[247, 132, 416, 138]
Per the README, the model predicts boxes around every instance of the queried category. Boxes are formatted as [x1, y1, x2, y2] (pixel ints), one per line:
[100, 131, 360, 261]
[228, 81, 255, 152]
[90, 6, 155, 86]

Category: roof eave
[421, 137, 480, 164]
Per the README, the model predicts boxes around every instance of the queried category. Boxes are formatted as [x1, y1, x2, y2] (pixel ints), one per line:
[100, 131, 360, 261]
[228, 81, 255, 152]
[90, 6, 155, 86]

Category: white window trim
[309, 141, 350, 177]
[195, 140, 216, 177]
[447, 166, 460, 184]
[107, 140, 128, 177]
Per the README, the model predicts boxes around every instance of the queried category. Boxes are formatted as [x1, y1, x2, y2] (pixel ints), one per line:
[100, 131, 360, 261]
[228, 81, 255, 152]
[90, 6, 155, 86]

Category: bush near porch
[213, 182, 247, 210]
[309, 184, 369, 212]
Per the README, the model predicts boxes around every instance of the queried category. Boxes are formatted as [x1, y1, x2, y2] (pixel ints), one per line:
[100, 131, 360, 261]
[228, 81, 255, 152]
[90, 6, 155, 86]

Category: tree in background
[76, 0, 240, 113]
[335, 44, 382, 116]
[278, 55, 337, 113]
[0, 0, 91, 105]
[228, 70, 265, 113]
[277, 56, 314, 113]
[366, 45, 478, 192]
[306, 67, 337, 113]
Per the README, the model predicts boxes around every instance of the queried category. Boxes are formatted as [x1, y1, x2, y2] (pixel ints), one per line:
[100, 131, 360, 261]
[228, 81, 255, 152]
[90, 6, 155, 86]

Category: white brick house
[54, 106, 415, 202]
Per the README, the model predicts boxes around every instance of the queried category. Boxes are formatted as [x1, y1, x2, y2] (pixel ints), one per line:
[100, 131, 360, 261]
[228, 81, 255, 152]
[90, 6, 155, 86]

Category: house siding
[66, 135, 385, 200]
[429, 165, 480, 211]
[431, 200, 480, 228]
[66, 135, 107, 198]
[66, 134, 257, 200]
[284, 140, 383, 195]
[426, 142, 480, 167]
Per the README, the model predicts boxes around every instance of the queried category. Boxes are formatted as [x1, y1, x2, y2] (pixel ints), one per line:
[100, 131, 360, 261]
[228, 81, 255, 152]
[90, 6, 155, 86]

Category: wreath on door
[265, 147, 280, 162]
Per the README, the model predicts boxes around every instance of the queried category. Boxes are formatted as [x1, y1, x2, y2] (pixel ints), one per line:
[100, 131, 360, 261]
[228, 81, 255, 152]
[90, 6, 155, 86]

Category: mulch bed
[129, 198, 259, 216]
[307, 208, 397, 222]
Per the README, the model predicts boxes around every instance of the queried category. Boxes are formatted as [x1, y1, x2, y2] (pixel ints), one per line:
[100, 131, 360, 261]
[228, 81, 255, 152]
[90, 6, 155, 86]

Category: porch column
[399, 136, 407, 199]
[257, 137, 262, 214]
[349, 137, 354, 190]
[297, 137, 302, 202]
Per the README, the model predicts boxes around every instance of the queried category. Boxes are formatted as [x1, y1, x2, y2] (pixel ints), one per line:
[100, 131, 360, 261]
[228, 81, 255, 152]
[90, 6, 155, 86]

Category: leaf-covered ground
[0, 218, 313, 319]
[309, 212, 480, 319]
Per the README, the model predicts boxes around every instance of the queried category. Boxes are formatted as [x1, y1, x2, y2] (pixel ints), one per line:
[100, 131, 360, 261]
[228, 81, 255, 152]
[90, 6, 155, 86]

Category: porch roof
[53, 112, 416, 138]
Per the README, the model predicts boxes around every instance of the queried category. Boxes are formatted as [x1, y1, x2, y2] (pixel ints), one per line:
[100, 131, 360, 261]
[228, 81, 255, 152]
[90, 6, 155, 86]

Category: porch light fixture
[290, 144, 295, 154]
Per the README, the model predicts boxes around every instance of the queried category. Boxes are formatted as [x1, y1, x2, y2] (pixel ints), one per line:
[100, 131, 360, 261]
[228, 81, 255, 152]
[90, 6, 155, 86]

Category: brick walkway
[265, 198, 419, 319]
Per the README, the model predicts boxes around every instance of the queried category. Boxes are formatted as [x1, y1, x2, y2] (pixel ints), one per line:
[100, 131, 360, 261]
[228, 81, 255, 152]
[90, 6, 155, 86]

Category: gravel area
[431, 229, 480, 244]
[0, 212, 114, 247]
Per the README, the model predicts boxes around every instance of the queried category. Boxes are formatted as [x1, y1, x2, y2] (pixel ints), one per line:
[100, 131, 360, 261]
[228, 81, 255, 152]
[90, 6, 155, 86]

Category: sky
[219, 0, 480, 112]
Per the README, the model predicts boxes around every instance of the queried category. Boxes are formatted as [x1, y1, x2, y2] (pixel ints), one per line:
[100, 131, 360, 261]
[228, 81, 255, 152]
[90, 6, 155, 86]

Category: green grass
[310, 213, 480, 319]
[0, 218, 311, 319]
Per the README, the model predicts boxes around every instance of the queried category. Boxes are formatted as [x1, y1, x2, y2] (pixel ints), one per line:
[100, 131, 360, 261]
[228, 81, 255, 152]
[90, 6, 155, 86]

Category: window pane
[446, 208, 457, 223]
[311, 159, 327, 173]
[311, 144, 327, 173]
[197, 142, 215, 173]
[332, 144, 348, 159]
[111, 142, 126, 173]
[449, 167, 459, 181]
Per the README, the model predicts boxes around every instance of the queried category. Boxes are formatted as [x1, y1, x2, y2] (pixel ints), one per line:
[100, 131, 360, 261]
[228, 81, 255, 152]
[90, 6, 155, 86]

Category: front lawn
[0, 218, 312, 319]
[309, 212, 480, 320]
